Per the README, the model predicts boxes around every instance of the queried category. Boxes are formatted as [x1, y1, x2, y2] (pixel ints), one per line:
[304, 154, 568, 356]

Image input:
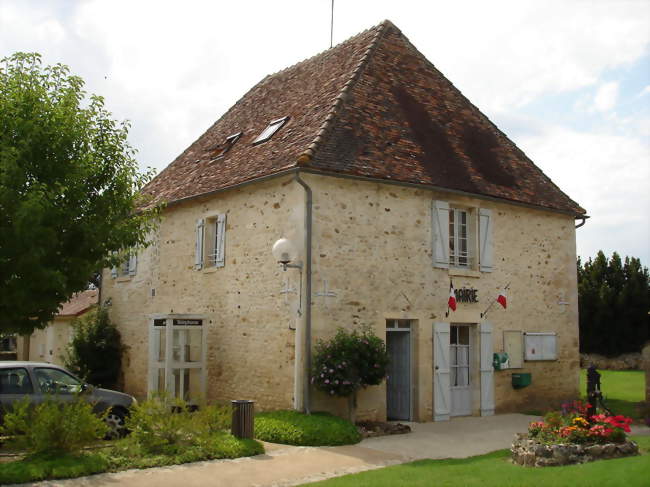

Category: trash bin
[512, 373, 532, 389]
[231, 400, 255, 439]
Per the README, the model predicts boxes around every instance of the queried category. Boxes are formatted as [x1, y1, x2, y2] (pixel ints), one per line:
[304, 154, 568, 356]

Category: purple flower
[320, 373, 324, 378]
[311, 377, 315, 384]
[329, 369, 334, 373]
[325, 379, 329, 384]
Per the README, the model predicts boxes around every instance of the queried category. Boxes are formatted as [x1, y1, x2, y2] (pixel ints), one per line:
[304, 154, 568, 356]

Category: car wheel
[104, 408, 127, 440]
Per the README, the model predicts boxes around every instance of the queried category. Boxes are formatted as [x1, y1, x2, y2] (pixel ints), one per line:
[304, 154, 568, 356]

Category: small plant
[255, 410, 361, 446]
[311, 325, 389, 422]
[1, 397, 107, 455]
[65, 306, 123, 388]
[527, 400, 633, 445]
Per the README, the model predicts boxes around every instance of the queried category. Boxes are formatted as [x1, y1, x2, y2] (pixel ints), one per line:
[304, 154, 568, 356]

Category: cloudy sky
[2, 0, 649, 264]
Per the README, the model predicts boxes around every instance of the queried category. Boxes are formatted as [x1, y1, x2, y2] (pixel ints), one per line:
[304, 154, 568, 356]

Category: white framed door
[433, 322, 450, 421]
[450, 324, 472, 417]
[149, 316, 207, 403]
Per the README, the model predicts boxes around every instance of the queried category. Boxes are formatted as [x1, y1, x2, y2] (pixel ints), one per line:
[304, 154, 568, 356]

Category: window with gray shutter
[431, 200, 450, 269]
[479, 208, 493, 272]
[195, 218, 205, 270]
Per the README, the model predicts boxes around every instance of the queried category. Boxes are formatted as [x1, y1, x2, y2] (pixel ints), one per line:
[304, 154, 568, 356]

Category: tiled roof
[57, 289, 98, 317]
[143, 21, 585, 216]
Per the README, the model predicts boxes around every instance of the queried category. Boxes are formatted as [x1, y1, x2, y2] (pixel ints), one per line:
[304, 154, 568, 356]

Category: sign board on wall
[524, 332, 557, 361]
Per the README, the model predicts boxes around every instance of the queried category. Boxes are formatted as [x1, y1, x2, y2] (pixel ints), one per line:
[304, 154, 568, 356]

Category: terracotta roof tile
[143, 20, 585, 216]
[57, 289, 98, 317]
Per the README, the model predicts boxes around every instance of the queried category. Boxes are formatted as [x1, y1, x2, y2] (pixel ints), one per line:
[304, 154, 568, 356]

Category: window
[111, 251, 137, 278]
[209, 132, 242, 160]
[252, 117, 288, 145]
[431, 200, 493, 272]
[195, 214, 226, 270]
[0, 367, 33, 394]
[34, 367, 82, 394]
[449, 208, 469, 267]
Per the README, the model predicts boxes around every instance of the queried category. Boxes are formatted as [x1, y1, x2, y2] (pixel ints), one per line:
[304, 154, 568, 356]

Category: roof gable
[143, 21, 584, 216]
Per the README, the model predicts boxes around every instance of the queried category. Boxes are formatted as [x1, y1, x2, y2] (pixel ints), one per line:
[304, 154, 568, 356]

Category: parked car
[0, 361, 136, 438]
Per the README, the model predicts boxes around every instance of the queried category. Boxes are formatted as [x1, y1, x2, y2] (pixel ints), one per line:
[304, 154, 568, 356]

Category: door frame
[148, 314, 208, 403]
[449, 323, 474, 417]
[386, 319, 413, 421]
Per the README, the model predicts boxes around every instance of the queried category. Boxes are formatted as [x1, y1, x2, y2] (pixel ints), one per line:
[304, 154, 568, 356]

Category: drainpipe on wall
[294, 172, 313, 415]
[575, 217, 587, 229]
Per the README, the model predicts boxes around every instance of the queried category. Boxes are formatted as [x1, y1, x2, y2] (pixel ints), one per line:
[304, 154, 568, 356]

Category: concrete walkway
[22, 414, 650, 487]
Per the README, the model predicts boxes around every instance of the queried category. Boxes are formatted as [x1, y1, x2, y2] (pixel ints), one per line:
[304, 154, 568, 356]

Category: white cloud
[593, 82, 620, 112]
[1, 0, 649, 262]
[515, 127, 650, 261]
[639, 85, 650, 97]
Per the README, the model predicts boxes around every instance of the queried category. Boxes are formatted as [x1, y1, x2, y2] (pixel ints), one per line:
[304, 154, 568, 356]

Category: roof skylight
[209, 132, 242, 160]
[252, 117, 289, 145]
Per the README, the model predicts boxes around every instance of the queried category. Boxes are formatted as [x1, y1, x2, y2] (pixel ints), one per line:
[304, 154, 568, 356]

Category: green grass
[255, 410, 361, 446]
[304, 436, 650, 487]
[0, 433, 263, 484]
[0, 452, 108, 485]
[579, 369, 645, 418]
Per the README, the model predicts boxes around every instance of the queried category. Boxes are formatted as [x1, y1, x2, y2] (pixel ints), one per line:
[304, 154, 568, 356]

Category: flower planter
[511, 433, 639, 467]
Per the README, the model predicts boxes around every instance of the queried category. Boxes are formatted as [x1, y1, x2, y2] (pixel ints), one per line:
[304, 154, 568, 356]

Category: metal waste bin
[231, 400, 255, 439]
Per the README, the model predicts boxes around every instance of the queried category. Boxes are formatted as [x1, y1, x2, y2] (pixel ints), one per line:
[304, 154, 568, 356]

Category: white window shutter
[195, 218, 205, 270]
[128, 253, 137, 277]
[479, 208, 493, 272]
[433, 322, 451, 421]
[480, 321, 495, 416]
[432, 200, 450, 269]
[215, 214, 226, 268]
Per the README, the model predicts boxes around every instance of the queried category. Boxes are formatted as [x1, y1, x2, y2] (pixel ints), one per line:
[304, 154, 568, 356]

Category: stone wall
[580, 353, 642, 371]
[304, 173, 580, 420]
[511, 434, 638, 467]
[103, 172, 581, 421]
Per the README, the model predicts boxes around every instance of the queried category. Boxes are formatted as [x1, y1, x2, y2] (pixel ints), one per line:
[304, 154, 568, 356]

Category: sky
[1, 0, 649, 264]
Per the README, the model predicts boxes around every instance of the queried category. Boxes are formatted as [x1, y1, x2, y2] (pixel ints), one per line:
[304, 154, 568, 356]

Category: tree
[65, 307, 123, 388]
[578, 251, 650, 356]
[0, 53, 159, 334]
[311, 325, 389, 423]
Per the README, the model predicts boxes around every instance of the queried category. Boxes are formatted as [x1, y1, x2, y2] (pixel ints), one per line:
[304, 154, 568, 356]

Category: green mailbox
[512, 372, 532, 389]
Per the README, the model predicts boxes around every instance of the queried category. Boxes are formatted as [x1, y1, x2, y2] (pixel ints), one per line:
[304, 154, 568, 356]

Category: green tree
[65, 307, 123, 388]
[311, 325, 389, 422]
[0, 53, 159, 334]
[578, 251, 650, 356]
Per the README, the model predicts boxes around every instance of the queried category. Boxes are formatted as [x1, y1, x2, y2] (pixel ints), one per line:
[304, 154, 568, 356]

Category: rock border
[511, 433, 639, 467]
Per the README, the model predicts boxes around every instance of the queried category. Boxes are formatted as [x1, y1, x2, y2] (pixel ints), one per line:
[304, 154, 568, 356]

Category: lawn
[579, 369, 645, 418]
[304, 436, 650, 487]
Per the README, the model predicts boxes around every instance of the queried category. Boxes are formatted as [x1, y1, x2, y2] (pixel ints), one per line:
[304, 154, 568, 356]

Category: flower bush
[527, 400, 632, 445]
[311, 325, 389, 421]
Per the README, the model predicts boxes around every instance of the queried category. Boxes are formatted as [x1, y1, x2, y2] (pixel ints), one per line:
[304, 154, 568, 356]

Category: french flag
[448, 282, 457, 312]
[497, 288, 507, 309]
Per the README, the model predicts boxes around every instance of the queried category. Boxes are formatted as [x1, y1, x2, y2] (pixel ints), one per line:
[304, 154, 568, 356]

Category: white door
[433, 322, 450, 421]
[450, 325, 472, 416]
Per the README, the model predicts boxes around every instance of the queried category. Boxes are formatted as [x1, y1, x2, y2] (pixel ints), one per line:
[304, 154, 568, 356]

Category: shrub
[311, 325, 389, 421]
[125, 394, 238, 456]
[65, 307, 123, 388]
[255, 410, 361, 446]
[1, 397, 107, 455]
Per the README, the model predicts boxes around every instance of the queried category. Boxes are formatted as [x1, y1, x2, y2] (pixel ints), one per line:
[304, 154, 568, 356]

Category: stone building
[16, 289, 98, 366]
[102, 21, 586, 421]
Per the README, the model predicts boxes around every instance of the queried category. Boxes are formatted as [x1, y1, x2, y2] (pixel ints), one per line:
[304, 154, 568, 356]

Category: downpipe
[294, 172, 312, 415]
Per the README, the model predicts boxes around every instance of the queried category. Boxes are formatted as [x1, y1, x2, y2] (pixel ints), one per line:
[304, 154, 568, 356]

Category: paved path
[22, 414, 650, 487]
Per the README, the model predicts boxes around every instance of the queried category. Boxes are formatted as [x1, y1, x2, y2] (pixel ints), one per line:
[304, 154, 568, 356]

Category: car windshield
[34, 367, 82, 394]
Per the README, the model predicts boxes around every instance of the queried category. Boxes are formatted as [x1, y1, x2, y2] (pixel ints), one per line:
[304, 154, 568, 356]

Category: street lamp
[272, 238, 302, 271]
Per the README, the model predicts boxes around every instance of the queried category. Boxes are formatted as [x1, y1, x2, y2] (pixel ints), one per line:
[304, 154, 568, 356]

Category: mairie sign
[454, 287, 478, 303]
